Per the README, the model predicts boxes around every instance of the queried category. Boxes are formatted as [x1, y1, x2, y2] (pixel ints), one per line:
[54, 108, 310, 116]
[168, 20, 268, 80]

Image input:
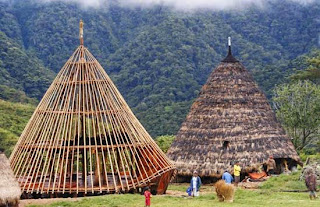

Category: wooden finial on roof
[79, 20, 84, 45]
[228, 36, 231, 55]
[222, 36, 239, 63]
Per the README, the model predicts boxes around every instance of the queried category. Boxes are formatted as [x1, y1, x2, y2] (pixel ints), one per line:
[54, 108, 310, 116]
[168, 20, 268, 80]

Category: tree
[272, 81, 320, 151]
[155, 135, 175, 153]
[290, 50, 320, 82]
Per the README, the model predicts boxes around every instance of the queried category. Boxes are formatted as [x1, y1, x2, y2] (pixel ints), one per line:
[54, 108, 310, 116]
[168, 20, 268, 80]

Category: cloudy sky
[32, 0, 316, 10]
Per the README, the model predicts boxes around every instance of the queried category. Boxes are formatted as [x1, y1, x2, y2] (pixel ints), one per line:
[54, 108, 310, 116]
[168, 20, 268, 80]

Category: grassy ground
[27, 171, 320, 207]
[26, 189, 320, 207]
[259, 171, 307, 191]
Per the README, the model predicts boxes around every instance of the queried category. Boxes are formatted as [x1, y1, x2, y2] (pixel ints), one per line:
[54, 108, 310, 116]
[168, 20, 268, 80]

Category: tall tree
[272, 81, 320, 151]
[290, 50, 320, 82]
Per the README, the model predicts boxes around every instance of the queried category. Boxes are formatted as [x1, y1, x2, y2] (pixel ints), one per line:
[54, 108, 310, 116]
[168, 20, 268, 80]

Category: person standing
[144, 186, 152, 207]
[305, 168, 318, 200]
[222, 170, 233, 184]
[266, 156, 276, 176]
[233, 161, 241, 187]
[190, 171, 202, 197]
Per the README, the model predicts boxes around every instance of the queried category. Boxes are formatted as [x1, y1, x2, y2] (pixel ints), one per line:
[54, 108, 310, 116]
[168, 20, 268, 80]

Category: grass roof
[167, 61, 301, 177]
[0, 152, 21, 205]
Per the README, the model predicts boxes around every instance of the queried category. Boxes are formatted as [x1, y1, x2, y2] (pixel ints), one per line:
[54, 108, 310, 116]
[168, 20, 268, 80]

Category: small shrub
[155, 135, 175, 153]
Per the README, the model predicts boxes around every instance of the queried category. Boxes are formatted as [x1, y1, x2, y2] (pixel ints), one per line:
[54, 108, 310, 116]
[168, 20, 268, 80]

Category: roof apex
[221, 37, 239, 63]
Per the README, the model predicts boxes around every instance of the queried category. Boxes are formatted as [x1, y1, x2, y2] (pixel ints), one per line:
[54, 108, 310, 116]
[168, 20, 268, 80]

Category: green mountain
[0, 84, 37, 104]
[0, 99, 34, 156]
[0, 31, 54, 99]
[0, 0, 319, 137]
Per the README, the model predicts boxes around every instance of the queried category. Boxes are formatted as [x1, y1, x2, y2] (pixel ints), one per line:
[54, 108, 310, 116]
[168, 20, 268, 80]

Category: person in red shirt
[144, 186, 152, 207]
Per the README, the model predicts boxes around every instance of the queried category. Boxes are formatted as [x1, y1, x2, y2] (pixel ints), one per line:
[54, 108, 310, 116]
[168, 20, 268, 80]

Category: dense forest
[0, 0, 319, 145]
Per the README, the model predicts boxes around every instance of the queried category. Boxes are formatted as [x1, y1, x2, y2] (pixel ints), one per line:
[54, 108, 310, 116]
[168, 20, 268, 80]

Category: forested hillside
[0, 99, 34, 156]
[0, 0, 319, 137]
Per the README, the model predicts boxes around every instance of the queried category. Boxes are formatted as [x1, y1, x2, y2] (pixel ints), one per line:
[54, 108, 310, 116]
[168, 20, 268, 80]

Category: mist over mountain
[18, 0, 317, 10]
[0, 0, 319, 136]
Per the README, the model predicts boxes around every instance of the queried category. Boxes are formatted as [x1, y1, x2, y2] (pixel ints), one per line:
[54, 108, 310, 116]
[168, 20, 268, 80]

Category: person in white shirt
[190, 171, 202, 197]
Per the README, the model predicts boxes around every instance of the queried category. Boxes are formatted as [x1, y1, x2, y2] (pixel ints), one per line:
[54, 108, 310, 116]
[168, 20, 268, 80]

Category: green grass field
[27, 188, 320, 207]
[27, 171, 320, 207]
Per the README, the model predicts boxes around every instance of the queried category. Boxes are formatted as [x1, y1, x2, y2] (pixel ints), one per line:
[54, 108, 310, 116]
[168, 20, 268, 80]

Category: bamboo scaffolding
[9, 21, 175, 196]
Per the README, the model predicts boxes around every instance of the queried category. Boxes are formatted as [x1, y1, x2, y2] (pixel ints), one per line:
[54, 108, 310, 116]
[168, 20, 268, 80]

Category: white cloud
[38, 0, 103, 7]
[120, 0, 264, 10]
[32, 0, 317, 10]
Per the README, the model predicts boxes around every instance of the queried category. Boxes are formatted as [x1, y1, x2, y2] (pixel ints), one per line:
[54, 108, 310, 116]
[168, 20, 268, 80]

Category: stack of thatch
[167, 45, 301, 178]
[0, 152, 21, 207]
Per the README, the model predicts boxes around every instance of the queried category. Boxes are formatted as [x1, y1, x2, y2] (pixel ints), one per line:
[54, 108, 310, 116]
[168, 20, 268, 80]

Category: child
[144, 186, 152, 207]
[233, 161, 241, 187]
[186, 186, 192, 196]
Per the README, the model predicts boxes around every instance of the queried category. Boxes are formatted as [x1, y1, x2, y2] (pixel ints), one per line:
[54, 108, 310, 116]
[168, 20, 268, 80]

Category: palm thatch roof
[9, 21, 174, 196]
[167, 41, 301, 178]
[0, 152, 21, 206]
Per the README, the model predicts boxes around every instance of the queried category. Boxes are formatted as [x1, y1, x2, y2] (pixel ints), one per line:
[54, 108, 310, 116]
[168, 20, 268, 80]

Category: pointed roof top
[221, 37, 239, 63]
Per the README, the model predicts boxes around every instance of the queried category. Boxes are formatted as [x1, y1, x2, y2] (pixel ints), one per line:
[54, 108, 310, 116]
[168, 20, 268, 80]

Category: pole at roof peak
[228, 37, 231, 55]
[80, 20, 84, 45]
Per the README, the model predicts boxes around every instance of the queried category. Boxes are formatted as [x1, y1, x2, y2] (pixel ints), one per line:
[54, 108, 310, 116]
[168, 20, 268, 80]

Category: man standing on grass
[190, 171, 202, 197]
[233, 161, 241, 187]
[305, 168, 318, 200]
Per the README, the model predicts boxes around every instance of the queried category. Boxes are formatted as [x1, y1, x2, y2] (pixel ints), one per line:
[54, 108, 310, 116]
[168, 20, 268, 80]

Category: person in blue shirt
[222, 170, 233, 184]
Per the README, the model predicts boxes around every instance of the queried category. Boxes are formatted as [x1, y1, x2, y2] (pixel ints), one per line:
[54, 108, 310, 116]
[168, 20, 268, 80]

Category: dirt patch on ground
[165, 189, 213, 197]
[165, 184, 214, 197]
[19, 197, 83, 207]
[239, 181, 264, 189]
[165, 190, 188, 197]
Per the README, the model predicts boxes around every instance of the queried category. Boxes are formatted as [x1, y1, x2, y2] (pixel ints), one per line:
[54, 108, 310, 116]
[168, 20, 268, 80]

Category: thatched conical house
[0, 151, 21, 207]
[9, 21, 174, 196]
[167, 38, 301, 180]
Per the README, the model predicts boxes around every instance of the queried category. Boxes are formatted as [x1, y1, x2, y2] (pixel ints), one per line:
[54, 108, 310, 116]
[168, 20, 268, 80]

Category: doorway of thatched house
[261, 158, 298, 174]
[218, 140, 231, 160]
[223, 141, 230, 149]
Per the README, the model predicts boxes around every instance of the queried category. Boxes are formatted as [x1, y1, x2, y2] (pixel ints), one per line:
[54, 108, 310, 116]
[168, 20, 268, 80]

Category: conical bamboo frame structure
[10, 34, 174, 195]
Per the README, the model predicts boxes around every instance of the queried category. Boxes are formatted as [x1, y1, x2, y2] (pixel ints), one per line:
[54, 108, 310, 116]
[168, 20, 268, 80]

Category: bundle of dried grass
[0, 152, 21, 207]
[215, 180, 235, 203]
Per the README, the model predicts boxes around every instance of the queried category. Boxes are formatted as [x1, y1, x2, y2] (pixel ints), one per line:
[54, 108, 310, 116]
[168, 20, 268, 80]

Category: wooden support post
[94, 150, 101, 186]
[103, 151, 108, 185]
[82, 150, 86, 186]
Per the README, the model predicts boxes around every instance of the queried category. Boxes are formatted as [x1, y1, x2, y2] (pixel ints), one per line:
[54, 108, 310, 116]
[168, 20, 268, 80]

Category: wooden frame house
[9, 21, 175, 197]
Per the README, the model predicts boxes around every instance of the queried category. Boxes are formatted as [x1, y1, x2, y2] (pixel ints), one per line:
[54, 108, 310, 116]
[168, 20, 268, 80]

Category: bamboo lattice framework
[9, 21, 175, 195]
